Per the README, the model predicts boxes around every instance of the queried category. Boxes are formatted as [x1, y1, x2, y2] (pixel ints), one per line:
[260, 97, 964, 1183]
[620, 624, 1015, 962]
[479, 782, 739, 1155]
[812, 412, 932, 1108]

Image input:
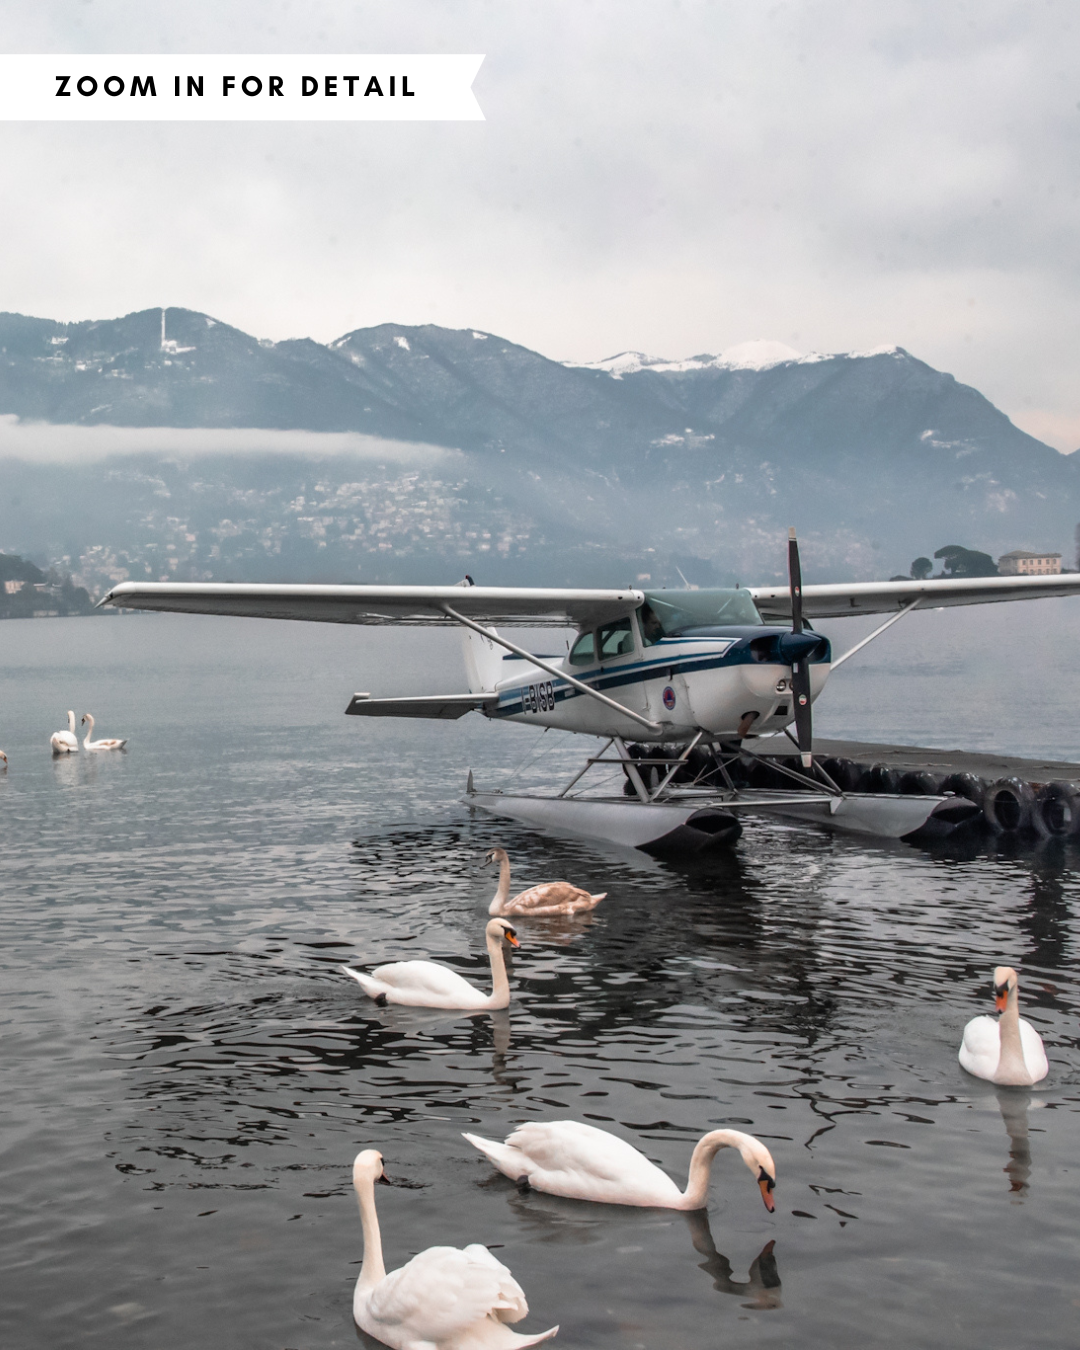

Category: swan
[351, 1148, 558, 1350]
[959, 965, 1048, 1086]
[81, 713, 127, 751]
[0, 750, 6, 767]
[50, 710, 79, 755]
[341, 918, 520, 1009]
[486, 847, 606, 917]
[463, 1120, 777, 1211]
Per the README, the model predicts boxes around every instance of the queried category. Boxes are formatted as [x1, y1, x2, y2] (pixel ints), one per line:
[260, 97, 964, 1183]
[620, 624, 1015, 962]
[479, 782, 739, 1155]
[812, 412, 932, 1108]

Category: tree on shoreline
[933, 545, 999, 577]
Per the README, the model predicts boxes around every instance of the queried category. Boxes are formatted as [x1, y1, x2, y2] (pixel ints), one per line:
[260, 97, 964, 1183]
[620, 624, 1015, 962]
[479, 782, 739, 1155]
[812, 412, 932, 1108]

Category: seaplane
[99, 532, 1080, 855]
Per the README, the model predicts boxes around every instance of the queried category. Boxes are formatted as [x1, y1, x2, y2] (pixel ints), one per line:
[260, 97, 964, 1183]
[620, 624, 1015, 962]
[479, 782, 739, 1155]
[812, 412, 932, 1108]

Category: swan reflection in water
[499, 1184, 781, 1306]
[685, 1209, 782, 1309]
[996, 1087, 1040, 1198]
[489, 1008, 525, 1089]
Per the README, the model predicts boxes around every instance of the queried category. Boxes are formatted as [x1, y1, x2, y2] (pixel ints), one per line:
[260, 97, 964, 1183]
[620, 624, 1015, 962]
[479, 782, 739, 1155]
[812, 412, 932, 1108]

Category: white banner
[0, 54, 484, 121]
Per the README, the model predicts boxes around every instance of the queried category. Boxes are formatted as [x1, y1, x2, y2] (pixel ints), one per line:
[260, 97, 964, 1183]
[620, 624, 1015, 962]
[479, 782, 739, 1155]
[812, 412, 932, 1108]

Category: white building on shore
[997, 549, 1062, 575]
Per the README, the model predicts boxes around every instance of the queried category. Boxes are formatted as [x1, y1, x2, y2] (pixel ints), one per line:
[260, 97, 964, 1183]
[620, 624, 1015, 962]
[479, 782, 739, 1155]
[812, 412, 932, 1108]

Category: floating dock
[742, 736, 1080, 838]
[748, 736, 1080, 784]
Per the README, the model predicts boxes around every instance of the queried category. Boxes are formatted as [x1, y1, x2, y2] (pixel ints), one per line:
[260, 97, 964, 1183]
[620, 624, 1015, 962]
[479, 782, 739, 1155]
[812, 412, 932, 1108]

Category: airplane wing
[748, 573, 1080, 621]
[99, 573, 1080, 628]
[97, 581, 642, 629]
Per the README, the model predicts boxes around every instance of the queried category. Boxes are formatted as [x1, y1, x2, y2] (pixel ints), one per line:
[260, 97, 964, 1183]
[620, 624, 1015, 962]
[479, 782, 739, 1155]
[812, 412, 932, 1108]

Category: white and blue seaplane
[100, 533, 1080, 854]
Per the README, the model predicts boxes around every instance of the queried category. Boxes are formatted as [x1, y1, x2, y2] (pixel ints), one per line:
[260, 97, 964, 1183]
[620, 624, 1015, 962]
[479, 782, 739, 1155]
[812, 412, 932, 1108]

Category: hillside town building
[997, 550, 1062, 575]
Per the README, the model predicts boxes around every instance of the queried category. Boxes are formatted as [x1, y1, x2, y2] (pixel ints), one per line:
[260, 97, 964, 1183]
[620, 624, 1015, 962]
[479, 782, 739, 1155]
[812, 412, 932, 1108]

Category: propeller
[778, 527, 815, 770]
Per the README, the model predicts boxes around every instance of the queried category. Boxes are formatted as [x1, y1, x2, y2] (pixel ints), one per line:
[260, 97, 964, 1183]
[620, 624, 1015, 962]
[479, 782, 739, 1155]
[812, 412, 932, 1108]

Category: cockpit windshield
[639, 588, 763, 641]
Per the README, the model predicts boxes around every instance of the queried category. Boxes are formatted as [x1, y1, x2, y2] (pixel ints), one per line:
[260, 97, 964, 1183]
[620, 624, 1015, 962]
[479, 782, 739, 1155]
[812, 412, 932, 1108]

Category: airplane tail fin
[461, 625, 503, 693]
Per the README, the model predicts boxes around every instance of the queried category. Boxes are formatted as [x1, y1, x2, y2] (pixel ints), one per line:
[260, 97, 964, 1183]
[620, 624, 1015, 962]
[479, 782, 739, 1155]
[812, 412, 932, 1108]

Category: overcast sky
[3, 1, 1079, 448]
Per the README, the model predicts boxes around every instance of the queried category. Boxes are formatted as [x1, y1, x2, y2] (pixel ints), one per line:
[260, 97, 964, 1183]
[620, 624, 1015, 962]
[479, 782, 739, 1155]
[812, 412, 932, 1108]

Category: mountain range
[0, 306, 1076, 593]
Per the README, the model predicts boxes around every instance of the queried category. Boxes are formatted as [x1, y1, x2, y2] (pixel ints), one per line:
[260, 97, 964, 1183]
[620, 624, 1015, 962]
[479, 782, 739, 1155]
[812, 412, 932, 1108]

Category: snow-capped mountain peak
[569, 340, 803, 378]
[568, 340, 907, 378]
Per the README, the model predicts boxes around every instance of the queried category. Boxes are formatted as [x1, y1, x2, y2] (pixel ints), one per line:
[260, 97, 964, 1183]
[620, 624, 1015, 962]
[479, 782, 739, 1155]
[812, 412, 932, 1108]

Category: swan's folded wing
[461, 1244, 530, 1322]
[506, 883, 589, 912]
[98, 581, 642, 630]
[371, 959, 483, 1002]
[958, 1014, 999, 1076]
[505, 1120, 648, 1185]
[367, 1246, 527, 1337]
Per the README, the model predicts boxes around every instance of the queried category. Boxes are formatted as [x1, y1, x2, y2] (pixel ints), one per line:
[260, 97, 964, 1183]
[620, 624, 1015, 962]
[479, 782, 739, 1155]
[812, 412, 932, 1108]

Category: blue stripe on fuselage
[490, 628, 830, 717]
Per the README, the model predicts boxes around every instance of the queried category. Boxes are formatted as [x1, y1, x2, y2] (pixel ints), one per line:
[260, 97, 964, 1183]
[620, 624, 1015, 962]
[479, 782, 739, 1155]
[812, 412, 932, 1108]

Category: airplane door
[595, 617, 649, 720]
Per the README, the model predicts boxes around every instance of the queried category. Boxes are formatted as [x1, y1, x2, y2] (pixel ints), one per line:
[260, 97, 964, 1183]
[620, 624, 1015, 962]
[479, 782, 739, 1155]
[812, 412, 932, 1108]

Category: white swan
[81, 713, 127, 751]
[0, 750, 6, 767]
[959, 965, 1048, 1086]
[463, 1120, 777, 1211]
[486, 848, 606, 917]
[351, 1148, 558, 1350]
[341, 918, 520, 1009]
[50, 710, 79, 755]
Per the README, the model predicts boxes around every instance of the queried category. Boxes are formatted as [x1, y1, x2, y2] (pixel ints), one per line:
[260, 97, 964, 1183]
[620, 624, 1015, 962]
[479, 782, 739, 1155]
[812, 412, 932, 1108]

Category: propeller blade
[787, 528, 812, 769]
[791, 661, 813, 769]
[787, 526, 804, 634]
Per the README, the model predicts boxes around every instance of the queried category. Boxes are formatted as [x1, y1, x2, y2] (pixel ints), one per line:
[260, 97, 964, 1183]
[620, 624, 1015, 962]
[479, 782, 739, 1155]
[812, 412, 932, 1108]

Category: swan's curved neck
[485, 929, 511, 1008]
[355, 1175, 386, 1290]
[681, 1131, 744, 1209]
[997, 985, 1030, 1081]
[489, 855, 512, 915]
[82, 714, 94, 747]
[67, 711, 76, 734]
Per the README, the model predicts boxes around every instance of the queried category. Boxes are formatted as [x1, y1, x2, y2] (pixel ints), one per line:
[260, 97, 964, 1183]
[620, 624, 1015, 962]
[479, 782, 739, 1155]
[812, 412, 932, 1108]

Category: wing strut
[830, 598, 922, 671]
[787, 529, 814, 770]
[439, 603, 663, 733]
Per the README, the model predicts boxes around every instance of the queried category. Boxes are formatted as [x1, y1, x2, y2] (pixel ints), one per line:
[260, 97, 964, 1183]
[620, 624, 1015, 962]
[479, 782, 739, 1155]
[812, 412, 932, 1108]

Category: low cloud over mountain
[0, 306, 1075, 593]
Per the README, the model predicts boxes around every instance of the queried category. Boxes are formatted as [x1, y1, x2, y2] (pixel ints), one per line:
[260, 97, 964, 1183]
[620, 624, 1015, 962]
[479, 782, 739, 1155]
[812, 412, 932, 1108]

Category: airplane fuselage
[485, 623, 832, 743]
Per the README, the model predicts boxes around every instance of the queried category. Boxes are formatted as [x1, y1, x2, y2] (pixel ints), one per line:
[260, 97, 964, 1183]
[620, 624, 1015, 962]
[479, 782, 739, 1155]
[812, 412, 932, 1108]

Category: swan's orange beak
[994, 984, 1009, 1012]
[758, 1172, 775, 1212]
[504, 931, 520, 948]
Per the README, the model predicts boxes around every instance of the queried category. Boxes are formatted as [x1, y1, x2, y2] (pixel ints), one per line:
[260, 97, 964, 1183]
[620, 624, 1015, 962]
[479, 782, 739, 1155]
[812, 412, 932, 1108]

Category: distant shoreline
[0, 609, 113, 620]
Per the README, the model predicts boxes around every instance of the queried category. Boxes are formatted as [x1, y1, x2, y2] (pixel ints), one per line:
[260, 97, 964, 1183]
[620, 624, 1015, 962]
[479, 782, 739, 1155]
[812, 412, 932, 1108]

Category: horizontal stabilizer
[345, 692, 495, 720]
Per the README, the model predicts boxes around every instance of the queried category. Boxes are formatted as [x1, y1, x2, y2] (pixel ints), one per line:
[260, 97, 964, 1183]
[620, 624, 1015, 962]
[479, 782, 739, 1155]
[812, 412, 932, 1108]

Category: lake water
[2, 602, 1079, 1350]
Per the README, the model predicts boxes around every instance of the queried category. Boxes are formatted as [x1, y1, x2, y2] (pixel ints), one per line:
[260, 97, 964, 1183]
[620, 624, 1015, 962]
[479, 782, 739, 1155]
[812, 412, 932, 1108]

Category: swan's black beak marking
[758, 1168, 776, 1212]
[994, 982, 1009, 1012]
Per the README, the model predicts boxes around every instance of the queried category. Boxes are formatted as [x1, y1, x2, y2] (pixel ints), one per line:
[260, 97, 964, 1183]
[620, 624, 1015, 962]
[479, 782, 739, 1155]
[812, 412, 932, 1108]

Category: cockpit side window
[638, 603, 664, 647]
[568, 630, 598, 666]
[597, 617, 635, 659]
